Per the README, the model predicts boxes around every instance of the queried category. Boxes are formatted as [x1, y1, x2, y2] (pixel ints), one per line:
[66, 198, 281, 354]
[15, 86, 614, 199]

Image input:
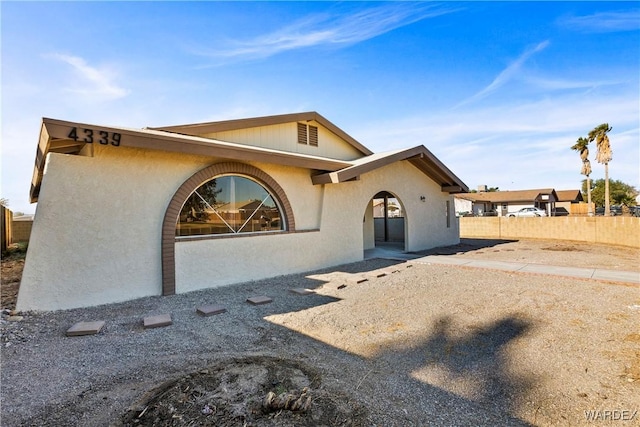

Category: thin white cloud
[523, 76, 623, 91]
[455, 40, 550, 108]
[192, 3, 459, 64]
[558, 9, 640, 33]
[366, 93, 638, 149]
[355, 91, 639, 191]
[46, 53, 129, 100]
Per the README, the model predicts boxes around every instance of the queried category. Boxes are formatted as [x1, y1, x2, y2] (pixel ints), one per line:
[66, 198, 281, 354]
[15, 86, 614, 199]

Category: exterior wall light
[420, 196, 426, 202]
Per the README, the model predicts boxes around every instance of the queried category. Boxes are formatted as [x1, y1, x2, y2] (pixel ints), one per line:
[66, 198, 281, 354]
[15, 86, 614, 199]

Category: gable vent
[297, 123, 318, 147]
[297, 123, 307, 145]
[308, 125, 318, 146]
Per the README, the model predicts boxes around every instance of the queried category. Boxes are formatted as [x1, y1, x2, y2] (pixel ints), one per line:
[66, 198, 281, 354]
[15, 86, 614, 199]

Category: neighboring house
[458, 188, 559, 217]
[555, 189, 584, 216]
[453, 195, 473, 216]
[18, 112, 468, 311]
[555, 189, 583, 205]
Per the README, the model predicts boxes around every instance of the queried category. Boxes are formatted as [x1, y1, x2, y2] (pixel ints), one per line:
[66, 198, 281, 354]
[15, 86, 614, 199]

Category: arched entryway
[363, 191, 406, 258]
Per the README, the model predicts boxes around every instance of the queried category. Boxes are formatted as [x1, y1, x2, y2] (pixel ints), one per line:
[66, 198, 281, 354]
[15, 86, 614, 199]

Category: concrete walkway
[364, 245, 640, 285]
[412, 254, 640, 285]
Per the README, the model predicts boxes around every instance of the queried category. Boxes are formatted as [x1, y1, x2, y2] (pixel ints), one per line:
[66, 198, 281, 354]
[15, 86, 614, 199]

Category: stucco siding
[173, 159, 459, 296]
[175, 230, 361, 293]
[18, 145, 459, 311]
[363, 205, 375, 250]
[246, 162, 323, 230]
[172, 161, 350, 294]
[203, 122, 363, 161]
[18, 146, 215, 311]
[353, 161, 459, 251]
[20, 154, 156, 310]
[18, 147, 335, 310]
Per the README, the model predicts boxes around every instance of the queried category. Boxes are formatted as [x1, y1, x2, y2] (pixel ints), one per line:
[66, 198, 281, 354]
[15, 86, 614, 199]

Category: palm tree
[571, 137, 593, 216]
[588, 124, 613, 215]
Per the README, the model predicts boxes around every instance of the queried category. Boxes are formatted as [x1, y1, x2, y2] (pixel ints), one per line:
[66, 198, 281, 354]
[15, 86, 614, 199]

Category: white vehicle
[508, 207, 547, 217]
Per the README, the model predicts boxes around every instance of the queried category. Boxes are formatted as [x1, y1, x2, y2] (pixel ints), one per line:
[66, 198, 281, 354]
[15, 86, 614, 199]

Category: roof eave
[148, 111, 374, 157]
[30, 118, 352, 203]
[311, 145, 469, 193]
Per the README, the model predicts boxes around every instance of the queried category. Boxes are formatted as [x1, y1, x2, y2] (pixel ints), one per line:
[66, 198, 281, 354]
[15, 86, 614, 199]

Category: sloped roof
[461, 189, 557, 203]
[453, 194, 475, 201]
[148, 111, 373, 157]
[311, 145, 468, 193]
[556, 189, 584, 202]
[30, 114, 468, 202]
[238, 200, 277, 211]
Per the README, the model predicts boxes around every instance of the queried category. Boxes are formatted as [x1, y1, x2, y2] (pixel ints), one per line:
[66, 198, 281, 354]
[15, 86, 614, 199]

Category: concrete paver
[196, 304, 227, 316]
[143, 314, 172, 329]
[66, 321, 105, 337]
[247, 296, 273, 305]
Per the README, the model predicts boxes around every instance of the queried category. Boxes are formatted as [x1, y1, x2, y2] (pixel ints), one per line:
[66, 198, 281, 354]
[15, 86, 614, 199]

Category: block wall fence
[11, 220, 33, 243]
[0, 206, 34, 250]
[459, 216, 640, 248]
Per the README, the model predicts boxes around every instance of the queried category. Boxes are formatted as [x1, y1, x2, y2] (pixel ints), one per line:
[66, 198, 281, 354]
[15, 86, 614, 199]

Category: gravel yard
[1, 239, 639, 426]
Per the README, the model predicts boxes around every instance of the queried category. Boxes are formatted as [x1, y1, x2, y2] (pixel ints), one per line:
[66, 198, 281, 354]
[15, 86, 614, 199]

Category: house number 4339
[67, 127, 121, 146]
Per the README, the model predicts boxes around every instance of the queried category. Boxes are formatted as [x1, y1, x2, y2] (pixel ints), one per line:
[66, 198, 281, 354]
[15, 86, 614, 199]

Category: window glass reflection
[177, 175, 283, 236]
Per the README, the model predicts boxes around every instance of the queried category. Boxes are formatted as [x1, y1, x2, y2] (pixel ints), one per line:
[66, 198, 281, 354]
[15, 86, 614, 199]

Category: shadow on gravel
[2, 258, 537, 426]
[422, 315, 534, 406]
[373, 314, 536, 425]
[415, 238, 519, 256]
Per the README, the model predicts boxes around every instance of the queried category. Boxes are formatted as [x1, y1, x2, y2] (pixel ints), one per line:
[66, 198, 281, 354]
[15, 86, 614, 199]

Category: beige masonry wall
[11, 220, 33, 243]
[460, 216, 640, 248]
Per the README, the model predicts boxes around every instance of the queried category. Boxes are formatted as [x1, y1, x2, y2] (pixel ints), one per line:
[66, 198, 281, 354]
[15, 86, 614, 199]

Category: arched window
[177, 175, 285, 236]
[163, 162, 295, 295]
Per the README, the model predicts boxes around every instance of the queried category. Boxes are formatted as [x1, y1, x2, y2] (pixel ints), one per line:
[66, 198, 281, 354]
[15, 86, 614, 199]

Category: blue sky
[2, 1, 639, 214]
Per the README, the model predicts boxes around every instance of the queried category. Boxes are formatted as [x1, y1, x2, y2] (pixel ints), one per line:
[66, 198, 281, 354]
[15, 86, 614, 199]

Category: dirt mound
[121, 356, 369, 427]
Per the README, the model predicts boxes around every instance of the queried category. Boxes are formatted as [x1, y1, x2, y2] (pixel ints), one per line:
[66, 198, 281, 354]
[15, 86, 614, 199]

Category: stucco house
[453, 194, 474, 217]
[18, 112, 468, 311]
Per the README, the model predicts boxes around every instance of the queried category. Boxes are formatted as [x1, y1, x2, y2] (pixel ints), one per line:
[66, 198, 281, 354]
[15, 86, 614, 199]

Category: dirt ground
[1, 238, 639, 426]
[415, 238, 640, 272]
[1, 245, 25, 311]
